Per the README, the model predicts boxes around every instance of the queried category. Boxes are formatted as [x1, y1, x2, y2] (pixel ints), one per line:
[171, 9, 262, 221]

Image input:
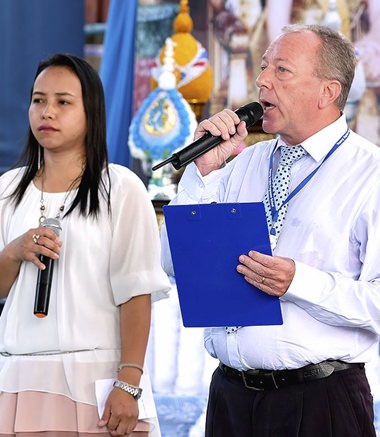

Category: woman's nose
[41, 104, 55, 119]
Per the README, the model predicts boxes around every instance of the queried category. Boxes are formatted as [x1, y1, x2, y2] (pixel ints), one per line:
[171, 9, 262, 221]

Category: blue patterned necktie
[263, 144, 307, 244]
[225, 144, 306, 335]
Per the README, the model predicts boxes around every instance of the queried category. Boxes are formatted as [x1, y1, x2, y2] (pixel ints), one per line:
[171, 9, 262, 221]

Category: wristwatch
[113, 379, 143, 400]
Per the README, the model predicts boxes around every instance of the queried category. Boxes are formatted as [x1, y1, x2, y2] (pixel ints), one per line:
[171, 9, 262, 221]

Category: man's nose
[256, 68, 270, 89]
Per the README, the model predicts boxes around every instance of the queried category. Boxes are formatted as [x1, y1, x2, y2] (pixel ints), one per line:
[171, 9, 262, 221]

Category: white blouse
[0, 164, 170, 412]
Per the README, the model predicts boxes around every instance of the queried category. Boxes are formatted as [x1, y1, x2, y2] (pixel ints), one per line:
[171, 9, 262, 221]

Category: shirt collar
[271, 114, 349, 163]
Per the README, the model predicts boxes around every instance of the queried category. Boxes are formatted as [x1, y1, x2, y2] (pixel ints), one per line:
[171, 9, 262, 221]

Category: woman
[0, 54, 170, 436]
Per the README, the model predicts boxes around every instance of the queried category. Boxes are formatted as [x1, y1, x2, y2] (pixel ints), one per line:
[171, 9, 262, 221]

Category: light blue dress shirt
[161, 115, 380, 370]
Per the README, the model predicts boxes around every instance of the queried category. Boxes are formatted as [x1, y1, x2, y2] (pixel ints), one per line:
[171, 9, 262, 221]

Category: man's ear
[319, 79, 342, 108]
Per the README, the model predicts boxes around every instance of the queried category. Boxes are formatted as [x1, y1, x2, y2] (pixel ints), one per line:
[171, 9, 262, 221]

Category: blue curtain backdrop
[0, 0, 84, 175]
[100, 0, 137, 168]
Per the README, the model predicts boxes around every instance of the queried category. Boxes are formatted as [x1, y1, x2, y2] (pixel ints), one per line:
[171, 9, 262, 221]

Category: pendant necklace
[39, 180, 74, 225]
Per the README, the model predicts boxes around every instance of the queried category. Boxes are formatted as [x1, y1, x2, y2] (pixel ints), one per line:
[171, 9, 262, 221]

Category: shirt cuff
[281, 261, 334, 306]
[178, 162, 225, 204]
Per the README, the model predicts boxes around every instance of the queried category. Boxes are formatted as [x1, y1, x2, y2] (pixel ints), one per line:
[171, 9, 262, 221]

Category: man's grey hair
[282, 24, 357, 111]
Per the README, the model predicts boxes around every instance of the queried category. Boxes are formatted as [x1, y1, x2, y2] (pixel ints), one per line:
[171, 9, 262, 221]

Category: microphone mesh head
[236, 102, 263, 127]
[42, 217, 62, 236]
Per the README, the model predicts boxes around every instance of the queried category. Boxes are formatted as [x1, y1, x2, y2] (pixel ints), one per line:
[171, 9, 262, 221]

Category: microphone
[34, 217, 62, 318]
[152, 102, 263, 171]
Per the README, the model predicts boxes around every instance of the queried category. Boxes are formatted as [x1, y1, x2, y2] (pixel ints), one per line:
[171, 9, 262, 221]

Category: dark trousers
[205, 366, 375, 437]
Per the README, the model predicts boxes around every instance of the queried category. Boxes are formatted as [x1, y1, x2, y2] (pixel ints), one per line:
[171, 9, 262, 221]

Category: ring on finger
[32, 234, 40, 244]
[261, 277, 266, 284]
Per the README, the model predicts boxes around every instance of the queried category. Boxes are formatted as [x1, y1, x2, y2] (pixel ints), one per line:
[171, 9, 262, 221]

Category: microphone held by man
[152, 101, 264, 171]
[34, 217, 62, 318]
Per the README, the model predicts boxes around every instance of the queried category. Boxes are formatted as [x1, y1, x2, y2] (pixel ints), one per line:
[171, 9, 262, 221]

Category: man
[161, 24, 380, 436]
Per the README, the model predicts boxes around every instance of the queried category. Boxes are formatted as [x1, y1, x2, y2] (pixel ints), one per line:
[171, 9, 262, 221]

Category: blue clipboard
[163, 202, 283, 327]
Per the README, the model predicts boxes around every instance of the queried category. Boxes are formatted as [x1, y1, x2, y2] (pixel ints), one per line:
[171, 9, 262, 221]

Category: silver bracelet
[113, 379, 143, 400]
[117, 362, 144, 374]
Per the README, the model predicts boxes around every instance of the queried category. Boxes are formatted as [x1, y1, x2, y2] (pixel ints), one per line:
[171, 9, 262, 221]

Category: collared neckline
[271, 114, 349, 163]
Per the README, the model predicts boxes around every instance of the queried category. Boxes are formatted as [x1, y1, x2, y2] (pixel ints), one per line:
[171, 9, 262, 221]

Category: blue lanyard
[267, 128, 350, 236]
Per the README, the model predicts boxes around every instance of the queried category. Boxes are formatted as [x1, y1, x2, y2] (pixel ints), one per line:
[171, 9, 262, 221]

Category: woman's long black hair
[10, 53, 111, 218]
